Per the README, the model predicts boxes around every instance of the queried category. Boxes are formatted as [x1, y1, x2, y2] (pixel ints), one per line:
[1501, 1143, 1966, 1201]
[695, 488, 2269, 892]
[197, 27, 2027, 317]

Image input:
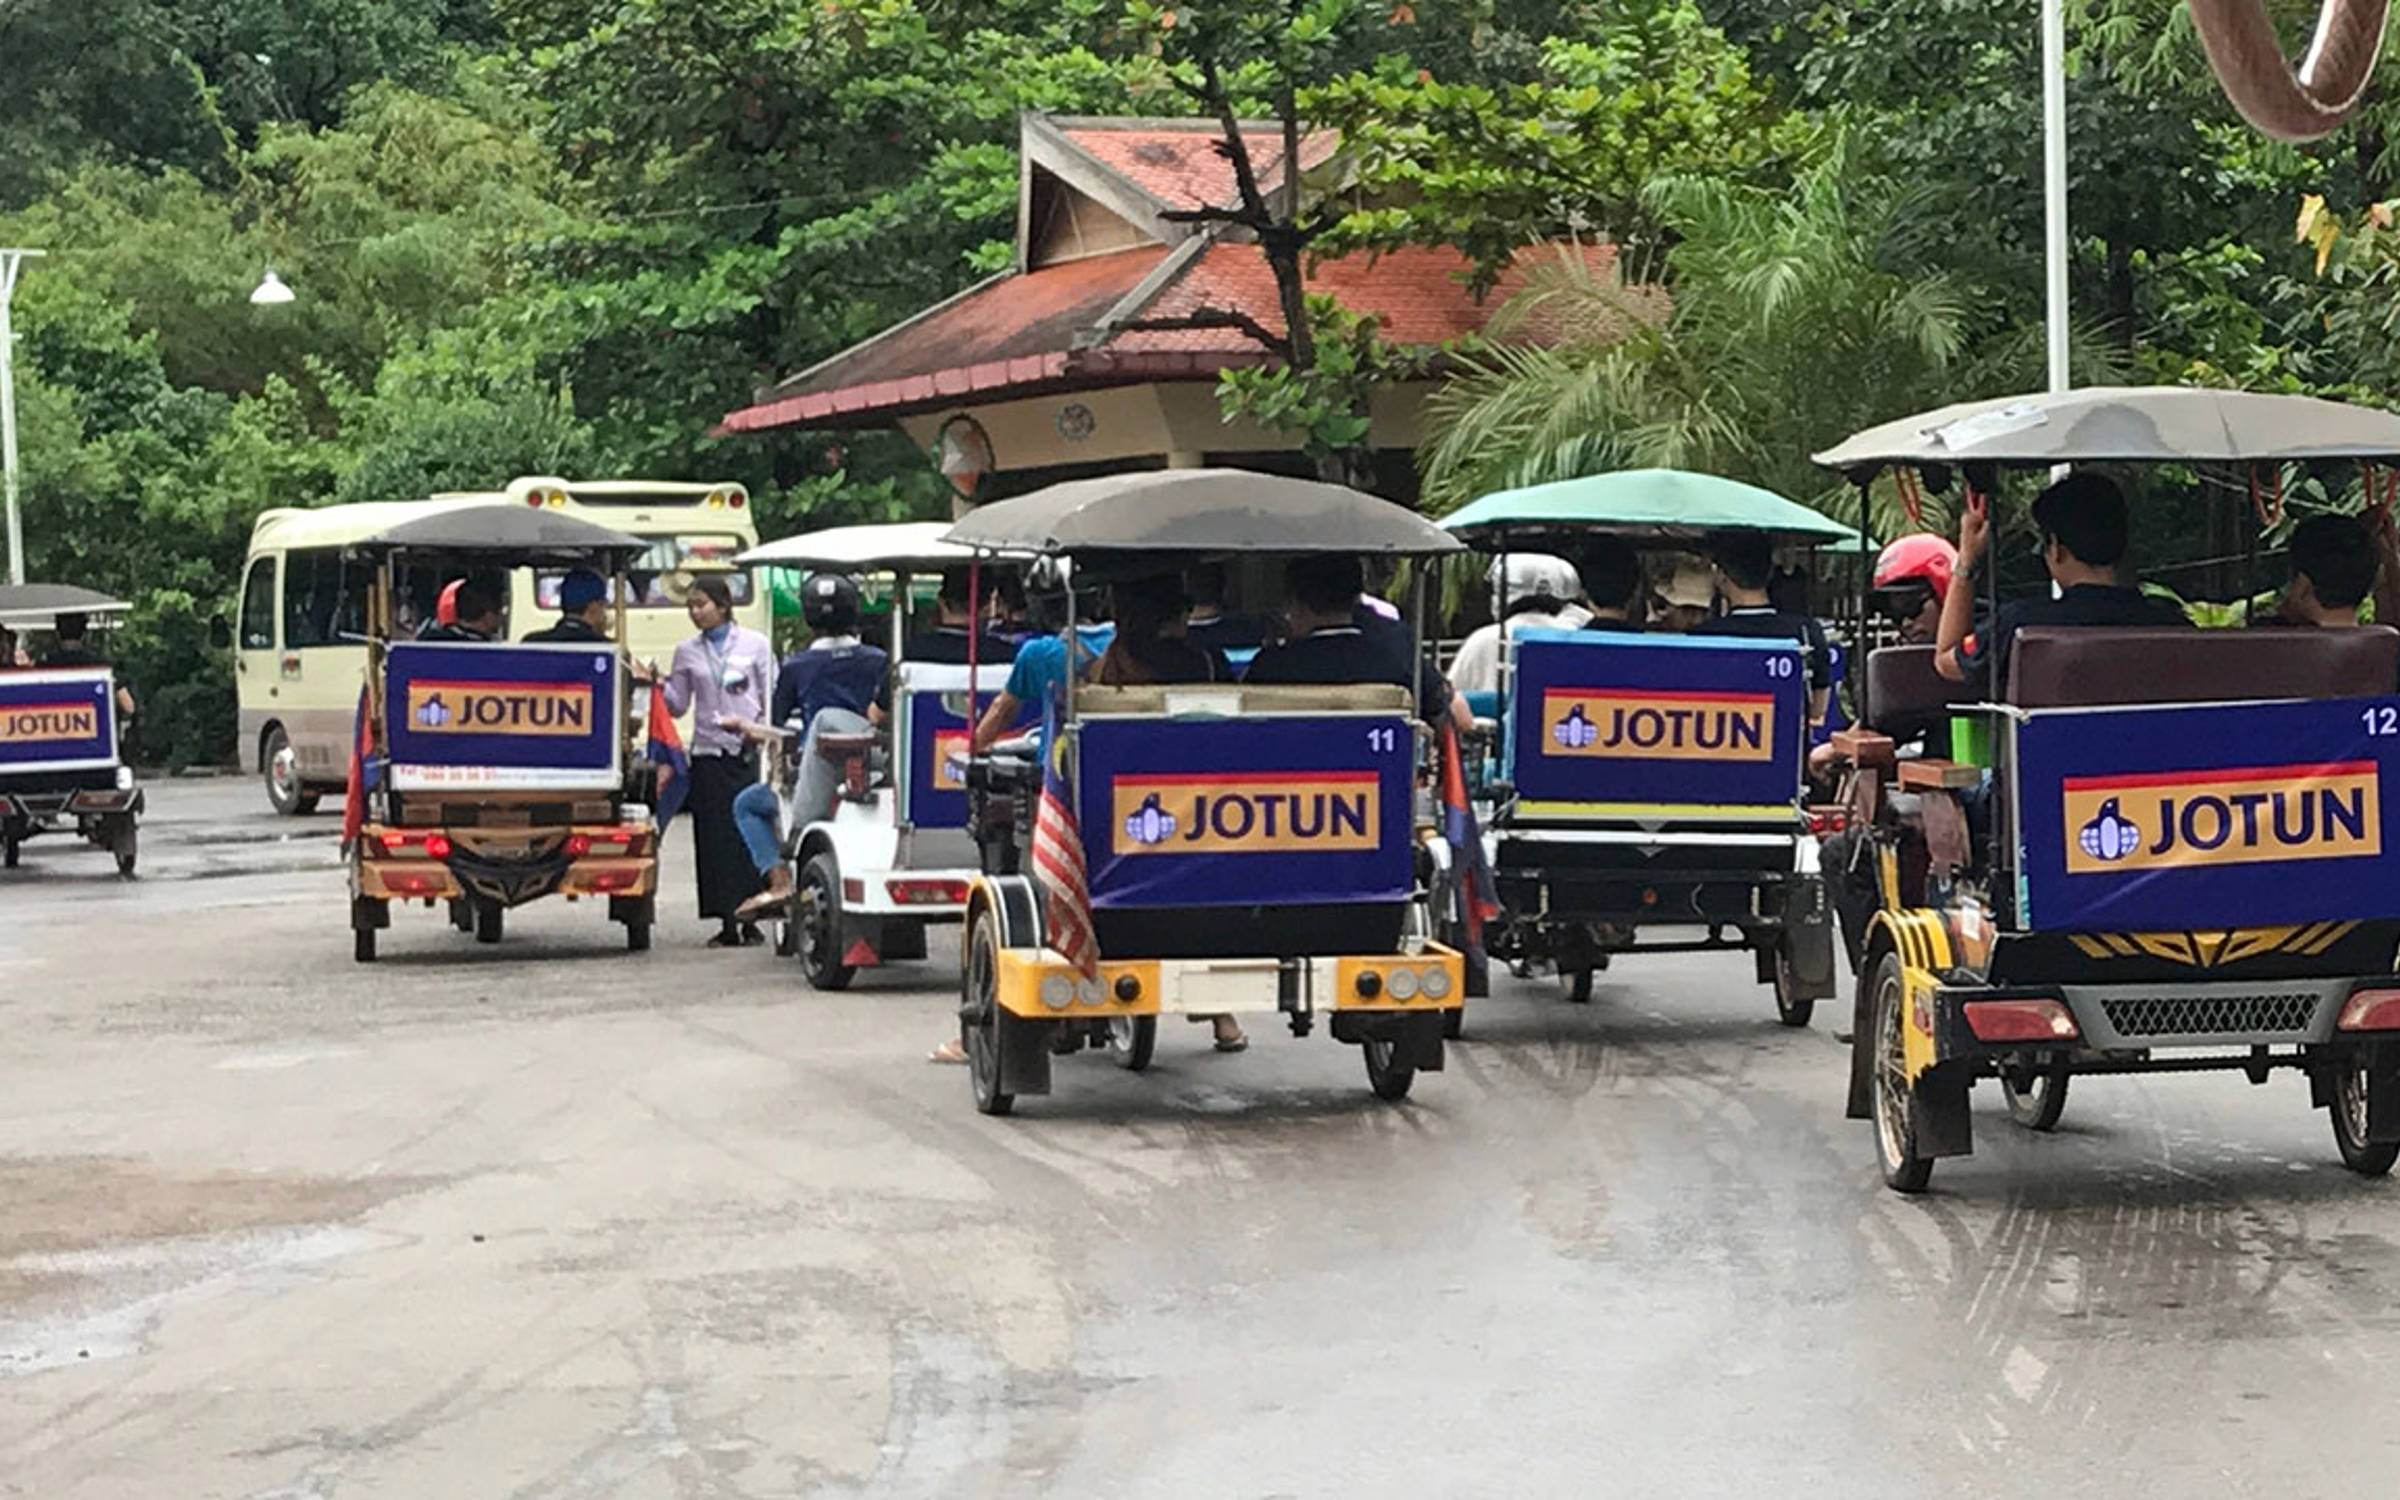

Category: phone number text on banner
[383, 642, 620, 779]
[2016, 695, 2400, 932]
[1075, 714, 1412, 909]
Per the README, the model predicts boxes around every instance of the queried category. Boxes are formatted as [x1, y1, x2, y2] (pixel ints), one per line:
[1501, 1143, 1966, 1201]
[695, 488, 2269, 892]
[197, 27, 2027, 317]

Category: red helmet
[436, 579, 463, 626]
[1873, 533, 1957, 601]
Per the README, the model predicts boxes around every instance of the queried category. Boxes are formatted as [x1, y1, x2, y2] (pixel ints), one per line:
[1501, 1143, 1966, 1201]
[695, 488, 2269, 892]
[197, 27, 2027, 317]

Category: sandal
[928, 1038, 968, 1065]
[706, 928, 744, 949]
[735, 888, 790, 921]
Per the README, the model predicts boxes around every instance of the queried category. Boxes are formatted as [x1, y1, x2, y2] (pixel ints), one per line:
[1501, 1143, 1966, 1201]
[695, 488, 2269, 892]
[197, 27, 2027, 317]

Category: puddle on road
[0, 1155, 427, 1377]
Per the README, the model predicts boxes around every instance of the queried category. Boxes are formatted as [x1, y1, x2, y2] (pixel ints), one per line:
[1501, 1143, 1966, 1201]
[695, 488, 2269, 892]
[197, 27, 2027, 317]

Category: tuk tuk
[734, 523, 1028, 989]
[344, 505, 662, 961]
[1438, 471, 1856, 1024]
[1815, 386, 2400, 1190]
[945, 470, 1468, 1113]
[0, 584, 141, 876]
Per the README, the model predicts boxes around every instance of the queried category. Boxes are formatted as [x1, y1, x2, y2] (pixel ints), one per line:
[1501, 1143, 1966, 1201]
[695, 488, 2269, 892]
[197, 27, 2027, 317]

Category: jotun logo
[0, 702, 98, 744]
[932, 728, 969, 791]
[2061, 761, 2382, 875]
[1539, 689, 1774, 762]
[1110, 771, 1379, 855]
[405, 681, 594, 737]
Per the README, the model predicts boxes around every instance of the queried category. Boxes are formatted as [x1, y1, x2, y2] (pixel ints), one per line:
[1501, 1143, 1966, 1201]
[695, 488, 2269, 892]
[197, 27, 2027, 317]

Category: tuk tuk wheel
[474, 899, 504, 945]
[798, 852, 856, 991]
[111, 820, 137, 879]
[1772, 949, 1815, 1029]
[2, 836, 16, 870]
[626, 916, 652, 953]
[1563, 966, 1595, 1004]
[1869, 951, 1934, 1193]
[1107, 1015, 1157, 1071]
[2329, 1060, 2400, 1176]
[1999, 1063, 2070, 1132]
[264, 727, 319, 816]
[1442, 1005, 1464, 1040]
[354, 927, 376, 963]
[1363, 1036, 1416, 1102]
[448, 897, 473, 933]
[964, 907, 1014, 1116]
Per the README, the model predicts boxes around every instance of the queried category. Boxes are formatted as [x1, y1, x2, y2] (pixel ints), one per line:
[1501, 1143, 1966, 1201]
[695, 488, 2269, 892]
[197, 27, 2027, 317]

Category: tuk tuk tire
[1364, 1036, 1417, 1102]
[1442, 1005, 1464, 1040]
[964, 907, 1014, 1116]
[474, 900, 504, 945]
[626, 917, 652, 953]
[2000, 1064, 2071, 1132]
[798, 852, 856, 991]
[2330, 1060, 2400, 1176]
[1773, 949, 1815, 1029]
[2, 837, 16, 870]
[354, 927, 376, 963]
[1563, 966, 1595, 1004]
[1107, 1016, 1157, 1071]
[263, 726, 319, 816]
[448, 898, 473, 933]
[1869, 950, 1934, 1193]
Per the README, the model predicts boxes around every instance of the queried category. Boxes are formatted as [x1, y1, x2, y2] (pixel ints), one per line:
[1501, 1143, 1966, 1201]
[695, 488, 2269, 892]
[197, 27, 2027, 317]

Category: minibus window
[239, 557, 277, 650]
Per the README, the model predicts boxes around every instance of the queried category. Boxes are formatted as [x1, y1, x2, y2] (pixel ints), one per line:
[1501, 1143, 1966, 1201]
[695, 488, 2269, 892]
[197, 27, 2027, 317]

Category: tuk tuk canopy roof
[1441, 469, 1863, 548]
[349, 504, 648, 563]
[0, 583, 133, 629]
[941, 469, 1463, 557]
[1814, 386, 2400, 472]
[739, 521, 998, 572]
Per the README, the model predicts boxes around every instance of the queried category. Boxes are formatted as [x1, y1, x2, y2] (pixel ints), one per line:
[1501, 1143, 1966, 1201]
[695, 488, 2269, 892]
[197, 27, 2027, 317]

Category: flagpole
[2043, 0, 2070, 399]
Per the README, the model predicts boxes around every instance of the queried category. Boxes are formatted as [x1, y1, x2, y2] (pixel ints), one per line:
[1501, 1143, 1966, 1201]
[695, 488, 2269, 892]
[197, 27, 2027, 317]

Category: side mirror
[207, 617, 233, 651]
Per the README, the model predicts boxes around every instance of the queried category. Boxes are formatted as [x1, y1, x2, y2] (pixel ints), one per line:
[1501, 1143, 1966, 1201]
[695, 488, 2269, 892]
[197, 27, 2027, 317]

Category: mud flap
[1914, 1065, 1974, 1159]
[1330, 1011, 1447, 1071]
[997, 1010, 1053, 1097]
[1782, 881, 1837, 1001]
[351, 893, 390, 932]
[1844, 973, 1875, 1120]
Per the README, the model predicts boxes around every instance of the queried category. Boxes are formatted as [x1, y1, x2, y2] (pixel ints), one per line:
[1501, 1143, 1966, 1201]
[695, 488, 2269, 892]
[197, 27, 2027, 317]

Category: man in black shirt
[525, 570, 613, 643]
[45, 612, 137, 720]
[1576, 534, 1646, 633]
[1244, 554, 1471, 731]
[1689, 533, 1831, 724]
[905, 567, 1015, 665]
[1934, 471, 2187, 693]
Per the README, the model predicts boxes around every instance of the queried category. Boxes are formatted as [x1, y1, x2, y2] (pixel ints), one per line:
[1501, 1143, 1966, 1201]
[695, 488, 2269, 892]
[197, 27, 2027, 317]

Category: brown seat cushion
[1865, 645, 1974, 739]
[2006, 625, 2400, 708]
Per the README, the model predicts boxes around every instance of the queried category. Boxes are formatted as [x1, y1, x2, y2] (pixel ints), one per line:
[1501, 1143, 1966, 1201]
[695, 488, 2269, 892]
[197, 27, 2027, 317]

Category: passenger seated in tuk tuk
[524, 570, 612, 643]
[1243, 554, 1473, 730]
[908, 567, 1016, 665]
[1577, 535, 1646, 632]
[1650, 558, 1716, 632]
[45, 612, 136, 720]
[1689, 534, 1831, 723]
[1091, 575, 1227, 685]
[970, 563, 1102, 751]
[1182, 562, 1268, 654]
[729, 573, 890, 918]
[0, 625, 24, 668]
[1935, 471, 2188, 690]
[1447, 553, 1588, 694]
[2257, 512, 2400, 629]
[420, 578, 504, 643]
[1870, 533, 1957, 646]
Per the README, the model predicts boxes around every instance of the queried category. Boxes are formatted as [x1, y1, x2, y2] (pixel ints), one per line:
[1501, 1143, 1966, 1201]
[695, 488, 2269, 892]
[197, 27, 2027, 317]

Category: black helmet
[802, 571, 862, 634]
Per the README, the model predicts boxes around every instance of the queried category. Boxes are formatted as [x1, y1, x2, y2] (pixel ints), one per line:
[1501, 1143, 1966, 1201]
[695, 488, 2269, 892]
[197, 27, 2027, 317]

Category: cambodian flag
[1439, 717, 1499, 955]
[1029, 691, 1099, 978]
[646, 687, 690, 826]
[340, 685, 379, 850]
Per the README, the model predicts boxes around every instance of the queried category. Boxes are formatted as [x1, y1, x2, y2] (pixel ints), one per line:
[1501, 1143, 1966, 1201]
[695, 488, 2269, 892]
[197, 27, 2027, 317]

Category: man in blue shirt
[733, 573, 889, 918]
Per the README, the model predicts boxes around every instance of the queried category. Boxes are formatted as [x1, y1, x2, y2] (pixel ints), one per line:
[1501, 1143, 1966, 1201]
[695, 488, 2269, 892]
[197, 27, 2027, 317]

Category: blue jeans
[734, 707, 874, 876]
[733, 782, 782, 877]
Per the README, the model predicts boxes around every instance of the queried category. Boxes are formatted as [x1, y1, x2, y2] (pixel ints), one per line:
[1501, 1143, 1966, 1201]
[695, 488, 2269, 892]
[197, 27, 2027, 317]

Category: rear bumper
[992, 945, 1466, 1022]
[1930, 975, 2397, 1061]
[355, 822, 658, 906]
[1, 787, 142, 824]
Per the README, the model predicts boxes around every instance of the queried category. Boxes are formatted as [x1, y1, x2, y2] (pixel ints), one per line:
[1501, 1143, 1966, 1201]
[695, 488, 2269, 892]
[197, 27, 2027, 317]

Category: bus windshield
[537, 535, 754, 610]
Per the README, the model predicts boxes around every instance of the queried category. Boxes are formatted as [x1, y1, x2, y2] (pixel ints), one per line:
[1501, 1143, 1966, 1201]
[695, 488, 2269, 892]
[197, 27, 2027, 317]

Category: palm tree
[1419, 141, 2005, 536]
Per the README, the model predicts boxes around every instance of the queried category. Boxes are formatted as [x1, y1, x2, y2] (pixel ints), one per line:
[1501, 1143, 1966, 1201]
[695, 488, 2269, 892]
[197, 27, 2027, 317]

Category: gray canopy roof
[350, 504, 649, 562]
[941, 469, 1463, 557]
[1814, 386, 2400, 472]
[0, 583, 133, 628]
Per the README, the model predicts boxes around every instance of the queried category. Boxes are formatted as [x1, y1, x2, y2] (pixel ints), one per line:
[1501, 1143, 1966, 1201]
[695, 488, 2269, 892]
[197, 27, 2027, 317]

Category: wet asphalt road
[7, 781, 2400, 1498]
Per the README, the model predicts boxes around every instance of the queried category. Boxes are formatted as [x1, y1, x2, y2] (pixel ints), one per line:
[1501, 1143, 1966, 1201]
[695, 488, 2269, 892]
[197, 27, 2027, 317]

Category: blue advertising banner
[1075, 713, 1412, 908]
[895, 664, 1026, 830]
[1505, 629, 1806, 809]
[2016, 695, 2400, 932]
[383, 641, 620, 789]
[0, 669, 117, 773]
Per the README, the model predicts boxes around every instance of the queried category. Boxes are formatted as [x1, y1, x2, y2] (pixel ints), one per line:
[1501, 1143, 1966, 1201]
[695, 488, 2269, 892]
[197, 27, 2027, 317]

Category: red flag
[645, 687, 690, 824]
[1028, 695, 1099, 977]
[341, 687, 371, 848]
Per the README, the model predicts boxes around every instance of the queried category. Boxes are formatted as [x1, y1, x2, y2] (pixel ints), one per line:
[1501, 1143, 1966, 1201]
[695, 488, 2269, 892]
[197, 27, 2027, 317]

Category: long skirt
[687, 751, 764, 922]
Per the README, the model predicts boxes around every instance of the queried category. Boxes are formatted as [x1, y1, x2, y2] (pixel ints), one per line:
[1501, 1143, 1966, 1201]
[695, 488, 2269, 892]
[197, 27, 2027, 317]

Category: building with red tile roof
[716, 114, 1658, 503]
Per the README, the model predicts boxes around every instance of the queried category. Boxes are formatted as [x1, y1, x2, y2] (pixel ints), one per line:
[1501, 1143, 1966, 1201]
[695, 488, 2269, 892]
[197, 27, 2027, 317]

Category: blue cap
[560, 569, 607, 611]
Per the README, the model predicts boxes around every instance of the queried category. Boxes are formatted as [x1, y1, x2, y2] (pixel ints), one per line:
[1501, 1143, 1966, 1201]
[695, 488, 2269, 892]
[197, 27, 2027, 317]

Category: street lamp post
[2042, 0, 2070, 397]
[0, 248, 42, 588]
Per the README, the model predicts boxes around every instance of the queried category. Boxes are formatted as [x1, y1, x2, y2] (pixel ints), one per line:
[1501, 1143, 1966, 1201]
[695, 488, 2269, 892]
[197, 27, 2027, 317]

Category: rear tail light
[584, 868, 642, 893]
[2339, 989, 2400, 1031]
[1808, 806, 1848, 836]
[379, 831, 453, 858]
[886, 878, 968, 905]
[727, 489, 746, 509]
[1962, 997, 2080, 1043]
[565, 834, 592, 858]
[424, 833, 452, 860]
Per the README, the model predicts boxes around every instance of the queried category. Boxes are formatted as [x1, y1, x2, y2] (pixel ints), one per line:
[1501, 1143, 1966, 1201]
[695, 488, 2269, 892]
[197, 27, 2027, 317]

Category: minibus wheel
[263, 726, 319, 816]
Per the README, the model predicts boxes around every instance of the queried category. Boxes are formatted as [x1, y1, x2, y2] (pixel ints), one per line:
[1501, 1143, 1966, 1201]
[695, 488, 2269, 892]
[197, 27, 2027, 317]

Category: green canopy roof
[1442, 469, 1865, 549]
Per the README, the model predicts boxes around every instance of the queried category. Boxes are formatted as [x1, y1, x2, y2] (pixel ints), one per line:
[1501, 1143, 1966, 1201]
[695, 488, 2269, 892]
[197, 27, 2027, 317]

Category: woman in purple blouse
[657, 574, 778, 945]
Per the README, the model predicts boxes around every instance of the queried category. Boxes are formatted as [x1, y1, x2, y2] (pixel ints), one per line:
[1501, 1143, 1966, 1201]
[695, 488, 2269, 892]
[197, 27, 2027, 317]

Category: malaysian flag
[1029, 691, 1099, 978]
[340, 685, 380, 851]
